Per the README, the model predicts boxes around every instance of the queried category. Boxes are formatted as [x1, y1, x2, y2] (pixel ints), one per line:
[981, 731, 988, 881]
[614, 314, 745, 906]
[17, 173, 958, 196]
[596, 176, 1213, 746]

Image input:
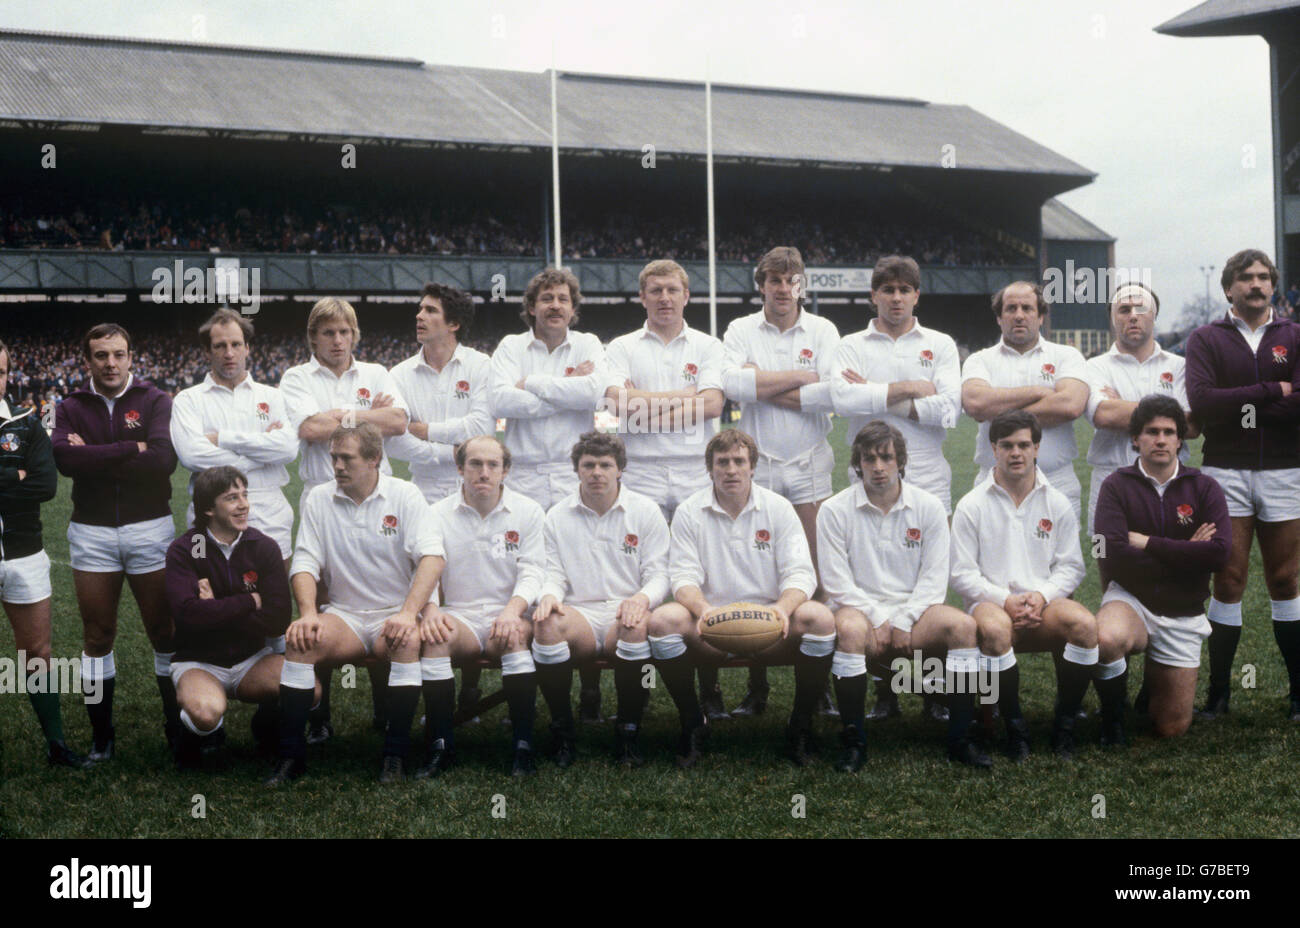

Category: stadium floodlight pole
[550, 47, 563, 270]
[705, 58, 717, 338]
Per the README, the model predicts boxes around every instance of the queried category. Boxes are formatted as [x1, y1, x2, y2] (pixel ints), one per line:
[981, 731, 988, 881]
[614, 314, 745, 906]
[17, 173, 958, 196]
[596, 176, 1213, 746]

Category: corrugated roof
[0, 28, 1093, 181]
[1041, 198, 1114, 242]
[1156, 0, 1300, 36]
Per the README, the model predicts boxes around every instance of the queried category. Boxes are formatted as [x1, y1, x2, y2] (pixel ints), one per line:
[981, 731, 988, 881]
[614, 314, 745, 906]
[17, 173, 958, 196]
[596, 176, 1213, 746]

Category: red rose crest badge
[380, 514, 398, 536]
[256, 401, 271, 421]
[622, 533, 639, 554]
[242, 570, 258, 591]
[1035, 518, 1053, 539]
[1272, 345, 1288, 364]
[1176, 503, 1194, 526]
[356, 387, 372, 407]
[123, 409, 142, 429]
[504, 530, 520, 552]
[754, 528, 771, 551]
[455, 379, 470, 400]
[919, 349, 934, 367]
[904, 527, 922, 548]
[1040, 363, 1056, 381]
[683, 362, 699, 383]
[1159, 371, 1174, 390]
[797, 347, 814, 368]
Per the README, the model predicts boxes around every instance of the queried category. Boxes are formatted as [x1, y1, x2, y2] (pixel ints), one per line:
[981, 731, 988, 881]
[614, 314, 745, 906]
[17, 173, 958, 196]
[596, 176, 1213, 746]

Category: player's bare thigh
[4, 598, 53, 663]
[482, 613, 533, 662]
[73, 569, 127, 655]
[907, 604, 978, 656]
[750, 600, 835, 663]
[175, 667, 228, 730]
[1095, 598, 1148, 663]
[1255, 518, 1300, 600]
[833, 606, 879, 659]
[650, 602, 729, 663]
[287, 612, 369, 667]
[1213, 515, 1256, 602]
[235, 653, 291, 703]
[1015, 599, 1097, 652]
[538, 604, 600, 664]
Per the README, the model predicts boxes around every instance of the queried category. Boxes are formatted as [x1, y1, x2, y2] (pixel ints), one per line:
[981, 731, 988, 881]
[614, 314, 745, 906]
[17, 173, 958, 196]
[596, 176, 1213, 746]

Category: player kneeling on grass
[647, 429, 835, 767]
[950, 410, 1098, 760]
[1093, 395, 1230, 741]
[164, 466, 295, 770]
[817, 421, 991, 770]
[419, 435, 546, 778]
[532, 431, 670, 768]
[265, 423, 444, 786]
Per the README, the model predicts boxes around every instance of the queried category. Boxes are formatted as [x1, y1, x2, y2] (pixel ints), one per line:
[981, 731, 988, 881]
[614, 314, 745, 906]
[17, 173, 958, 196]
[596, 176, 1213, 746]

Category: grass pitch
[1, 417, 1297, 838]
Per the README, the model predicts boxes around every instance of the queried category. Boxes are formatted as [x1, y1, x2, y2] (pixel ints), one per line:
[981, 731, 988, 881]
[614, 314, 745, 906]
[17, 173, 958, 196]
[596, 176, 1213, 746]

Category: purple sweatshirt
[166, 525, 291, 667]
[52, 377, 177, 526]
[1093, 463, 1231, 617]
[1184, 315, 1300, 470]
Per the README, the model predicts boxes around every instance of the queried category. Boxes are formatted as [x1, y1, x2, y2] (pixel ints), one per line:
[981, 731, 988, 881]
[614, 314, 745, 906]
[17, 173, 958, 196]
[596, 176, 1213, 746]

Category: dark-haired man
[950, 410, 1097, 760]
[1093, 396, 1230, 742]
[1185, 249, 1300, 720]
[818, 421, 989, 769]
[388, 282, 494, 504]
[53, 323, 179, 761]
[165, 466, 295, 769]
[533, 431, 670, 767]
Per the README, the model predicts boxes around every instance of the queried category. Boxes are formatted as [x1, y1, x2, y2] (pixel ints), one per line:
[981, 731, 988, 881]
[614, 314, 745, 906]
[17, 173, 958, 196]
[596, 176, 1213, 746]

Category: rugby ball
[700, 602, 783, 655]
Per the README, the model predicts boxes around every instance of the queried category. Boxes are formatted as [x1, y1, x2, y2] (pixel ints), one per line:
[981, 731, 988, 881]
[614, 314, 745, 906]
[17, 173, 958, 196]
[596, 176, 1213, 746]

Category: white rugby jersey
[961, 337, 1089, 475]
[604, 322, 724, 462]
[386, 344, 494, 488]
[1083, 344, 1190, 469]
[720, 309, 839, 462]
[489, 330, 607, 467]
[291, 474, 444, 614]
[831, 319, 960, 503]
[949, 470, 1085, 610]
[429, 485, 545, 610]
[670, 483, 817, 606]
[170, 373, 296, 492]
[816, 480, 950, 631]
[540, 485, 670, 606]
[279, 356, 408, 486]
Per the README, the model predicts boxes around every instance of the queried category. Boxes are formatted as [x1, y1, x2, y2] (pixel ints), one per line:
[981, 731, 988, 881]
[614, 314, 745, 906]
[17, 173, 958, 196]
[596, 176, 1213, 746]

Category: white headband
[1111, 284, 1156, 313]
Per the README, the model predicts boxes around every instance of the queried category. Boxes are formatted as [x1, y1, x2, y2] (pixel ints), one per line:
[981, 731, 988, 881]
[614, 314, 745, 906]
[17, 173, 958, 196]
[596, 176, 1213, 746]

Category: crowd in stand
[2, 200, 1027, 266]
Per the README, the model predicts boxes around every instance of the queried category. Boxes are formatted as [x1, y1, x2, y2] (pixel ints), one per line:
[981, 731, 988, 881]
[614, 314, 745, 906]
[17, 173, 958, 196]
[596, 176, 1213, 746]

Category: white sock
[1208, 597, 1243, 627]
[615, 640, 651, 661]
[945, 647, 980, 676]
[280, 659, 316, 690]
[799, 632, 836, 658]
[81, 650, 116, 682]
[980, 649, 1016, 673]
[153, 651, 174, 676]
[179, 708, 223, 736]
[648, 634, 687, 661]
[1096, 657, 1127, 680]
[1270, 597, 1300, 622]
[500, 650, 536, 676]
[1063, 643, 1100, 666]
[531, 640, 571, 664]
[388, 660, 422, 687]
[831, 651, 867, 678]
[420, 657, 453, 682]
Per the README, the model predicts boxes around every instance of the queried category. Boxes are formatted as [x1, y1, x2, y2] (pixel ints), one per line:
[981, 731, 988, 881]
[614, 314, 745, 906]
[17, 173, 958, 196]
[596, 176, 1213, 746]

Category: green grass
[1, 417, 1297, 838]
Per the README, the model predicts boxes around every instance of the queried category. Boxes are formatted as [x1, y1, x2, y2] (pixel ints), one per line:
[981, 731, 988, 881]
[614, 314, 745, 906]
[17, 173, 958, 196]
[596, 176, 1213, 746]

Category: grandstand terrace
[0, 28, 1113, 350]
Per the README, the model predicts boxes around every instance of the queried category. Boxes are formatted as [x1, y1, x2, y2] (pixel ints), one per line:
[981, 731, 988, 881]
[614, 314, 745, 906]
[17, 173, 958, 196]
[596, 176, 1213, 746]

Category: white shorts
[825, 599, 892, 630]
[68, 515, 174, 574]
[1087, 465, 1117, 536]
[621, 459, 712, 521]
[507, 467, 575, 512]
[570, 599, 621, 655]
[976, 464, 1081, 522]
[1101, 582, 1210, 670]
[171, 647, 274, 697]
[756, 441, 833, 506]
[1199, 466, 1300, 522]
[0, 550, 52, 604]
[186, 488, 293, 560]
[442, 604, 502, 652]
[412, 474, 461, 506]
[327, 604, 402, 657]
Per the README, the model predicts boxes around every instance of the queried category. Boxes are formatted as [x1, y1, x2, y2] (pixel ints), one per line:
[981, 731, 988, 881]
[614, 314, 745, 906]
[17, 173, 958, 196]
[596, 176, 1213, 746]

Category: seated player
[265, 423, 444, 785]
[419, 435, 546, 778]
[165, 466, 295, 769]
[1093, 395, 1231, 741]
[950, 410, 1098, 760]
[647, 429, 836, 767]
[818, 421, 991, 770]
[0, 338, 91, 769]
[532, 431, 670, 767]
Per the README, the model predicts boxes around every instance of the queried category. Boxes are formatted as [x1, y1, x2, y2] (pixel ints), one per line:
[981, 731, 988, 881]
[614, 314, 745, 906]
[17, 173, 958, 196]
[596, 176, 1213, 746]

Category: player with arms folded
[1093, 396, 1230, 742]
[532, 431, 670, 767]
[647, 429, 836, 767]
[1184, 250, 1300, 721]
[53, 323, 179, 761]
[818, 421, 990, 770]
[165, 466, 295, 769]
[950, 410, 1098, 760]
[418, 435, 546, 778]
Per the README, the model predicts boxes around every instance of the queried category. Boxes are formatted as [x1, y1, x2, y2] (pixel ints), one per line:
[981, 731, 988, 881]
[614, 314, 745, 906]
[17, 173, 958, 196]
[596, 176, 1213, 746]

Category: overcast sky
[7, 0, 1279, 329]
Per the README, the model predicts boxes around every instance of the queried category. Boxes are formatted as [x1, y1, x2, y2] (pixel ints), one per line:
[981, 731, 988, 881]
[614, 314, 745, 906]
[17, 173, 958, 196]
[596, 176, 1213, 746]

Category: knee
[976, 617, 1011, 654]
[187, 697, 225, 732]
[946, 613, 977, 649]
[1151, 714, 1191, 739]
[1265, 572, 1298, 600]
[533, 613, 562, 644]
[796, 602, 835, 637]
[648, 606, 683, 638]
[1064, 607, 1098, 647]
